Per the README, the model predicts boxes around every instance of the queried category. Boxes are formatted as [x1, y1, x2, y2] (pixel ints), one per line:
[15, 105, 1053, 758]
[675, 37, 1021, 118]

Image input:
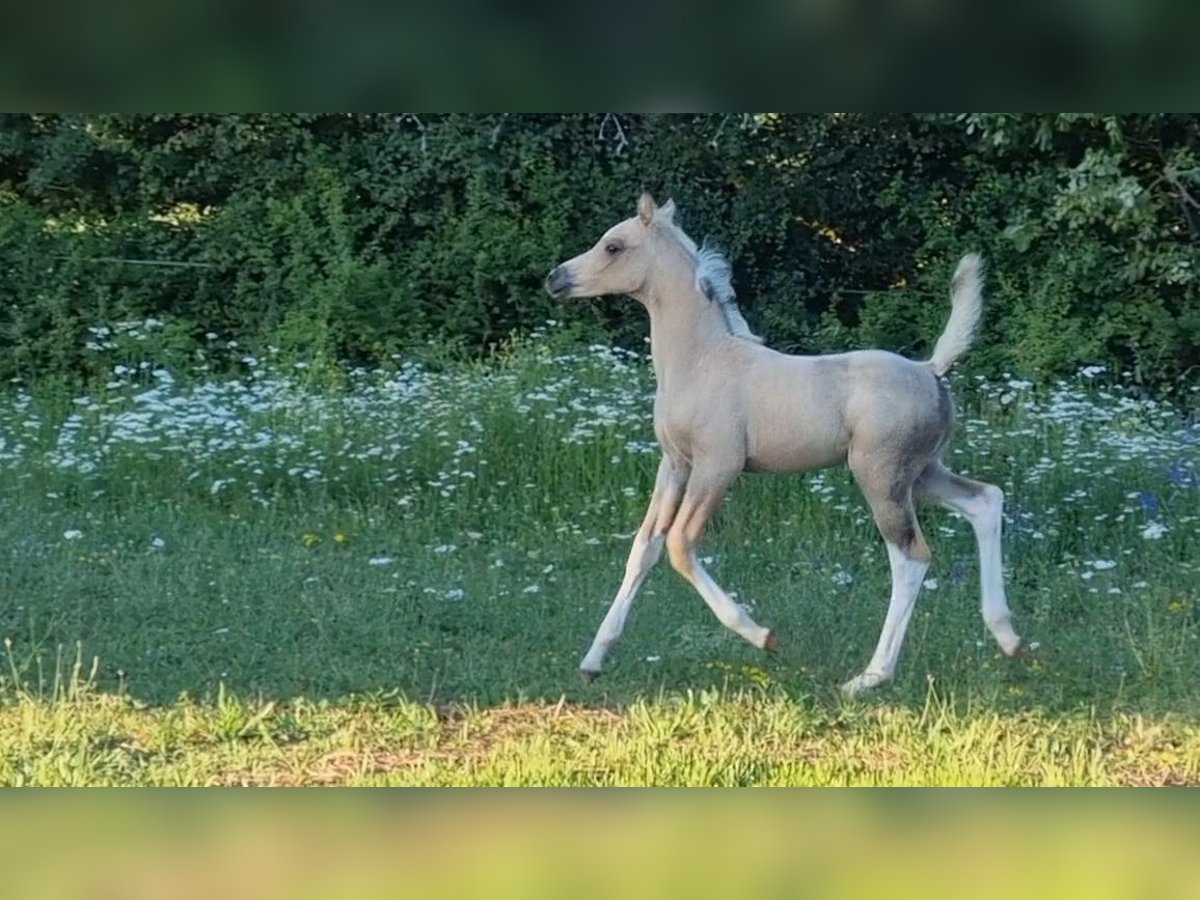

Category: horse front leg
[664, 465, 777, 652]
[579, 456, 687, 681]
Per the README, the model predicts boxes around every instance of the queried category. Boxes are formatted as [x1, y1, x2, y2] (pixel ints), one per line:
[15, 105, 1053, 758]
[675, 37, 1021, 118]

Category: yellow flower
[302, 532, 322, 548]
[706, 661, 770, 687]
[1168, 599, 1187, 614]
[740, 664, 771, 688]
[333, 532, 349, 545]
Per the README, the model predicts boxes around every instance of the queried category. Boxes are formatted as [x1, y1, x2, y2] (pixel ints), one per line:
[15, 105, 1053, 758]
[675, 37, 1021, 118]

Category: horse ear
[659, 198, 676, 222]
[637, 193, 656, 225]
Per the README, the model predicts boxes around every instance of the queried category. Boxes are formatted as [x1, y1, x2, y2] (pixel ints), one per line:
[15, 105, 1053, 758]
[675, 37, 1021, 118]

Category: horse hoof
[580, 668, 601, 685]
[1011, 640, 1039, 661]
[841, 673, 885, 696]
[763, 630, 779, 653]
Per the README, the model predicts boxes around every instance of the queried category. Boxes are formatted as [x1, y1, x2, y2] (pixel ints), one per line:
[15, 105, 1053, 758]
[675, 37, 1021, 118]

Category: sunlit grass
[3, 653, 1197, 786]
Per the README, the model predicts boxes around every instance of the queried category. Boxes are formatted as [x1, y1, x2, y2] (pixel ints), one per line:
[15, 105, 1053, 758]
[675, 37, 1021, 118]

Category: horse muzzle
[545, 265, 574, 298]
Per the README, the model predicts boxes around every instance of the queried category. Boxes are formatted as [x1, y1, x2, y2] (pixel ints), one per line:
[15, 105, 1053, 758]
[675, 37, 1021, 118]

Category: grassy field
[2, 324, 1198, 785]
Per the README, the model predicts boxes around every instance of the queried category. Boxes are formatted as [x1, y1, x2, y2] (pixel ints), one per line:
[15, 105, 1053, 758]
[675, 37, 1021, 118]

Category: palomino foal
[545, 194, 1025, 694]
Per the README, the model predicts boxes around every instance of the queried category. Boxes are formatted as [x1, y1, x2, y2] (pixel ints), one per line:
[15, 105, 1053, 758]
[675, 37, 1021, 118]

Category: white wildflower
[1141, 522, 1169, 540]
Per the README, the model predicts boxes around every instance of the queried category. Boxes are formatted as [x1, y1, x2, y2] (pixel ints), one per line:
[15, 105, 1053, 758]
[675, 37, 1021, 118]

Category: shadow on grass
[6, 594, 1197, 728]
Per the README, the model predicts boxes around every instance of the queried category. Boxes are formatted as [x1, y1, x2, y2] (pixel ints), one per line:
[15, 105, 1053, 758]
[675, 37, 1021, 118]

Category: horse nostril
[546, 266, 572, 297]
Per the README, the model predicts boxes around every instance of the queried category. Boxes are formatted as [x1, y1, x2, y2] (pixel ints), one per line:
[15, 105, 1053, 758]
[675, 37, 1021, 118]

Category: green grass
[4, 673, 1199, 786]
[1, 334, 1198, 785]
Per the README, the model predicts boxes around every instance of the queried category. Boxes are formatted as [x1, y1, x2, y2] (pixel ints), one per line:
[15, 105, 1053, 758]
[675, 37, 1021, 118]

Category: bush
[1, 113, 1197, 391]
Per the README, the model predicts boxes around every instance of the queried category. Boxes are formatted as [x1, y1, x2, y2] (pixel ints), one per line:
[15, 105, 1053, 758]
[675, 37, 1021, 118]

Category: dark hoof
[580, 669, 601, 685]
[1011, 640, 1039, 661]
[763, 630, 779, 653]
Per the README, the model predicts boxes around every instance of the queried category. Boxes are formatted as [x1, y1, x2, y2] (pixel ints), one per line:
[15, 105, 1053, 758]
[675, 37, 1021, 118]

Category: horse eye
[605, 242, 622, 255]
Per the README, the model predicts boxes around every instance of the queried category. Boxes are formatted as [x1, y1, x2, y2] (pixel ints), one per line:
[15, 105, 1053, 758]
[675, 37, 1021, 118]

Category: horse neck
[640, 253, 730, 386]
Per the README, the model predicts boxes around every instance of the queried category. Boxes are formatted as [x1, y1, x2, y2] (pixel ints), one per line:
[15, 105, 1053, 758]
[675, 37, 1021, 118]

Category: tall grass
[1, 325, 1197, 784]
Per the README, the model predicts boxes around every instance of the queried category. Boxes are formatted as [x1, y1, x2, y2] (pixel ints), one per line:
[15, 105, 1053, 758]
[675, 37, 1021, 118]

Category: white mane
[694, 242, 762, 343]
[663, 219, 762, 344]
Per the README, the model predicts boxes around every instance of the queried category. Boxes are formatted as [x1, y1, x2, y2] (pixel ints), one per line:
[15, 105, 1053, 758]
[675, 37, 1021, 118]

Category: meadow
[1, 320, 1198, 786]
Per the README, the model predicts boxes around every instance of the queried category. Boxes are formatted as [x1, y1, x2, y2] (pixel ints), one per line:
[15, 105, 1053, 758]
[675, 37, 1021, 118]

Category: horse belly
[745, 417, 849, 473]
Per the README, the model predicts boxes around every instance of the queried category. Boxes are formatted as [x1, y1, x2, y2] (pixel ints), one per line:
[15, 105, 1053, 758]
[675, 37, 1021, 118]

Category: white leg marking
[661, 466, 772, 651]
[580, 457, 687, 676]
[684, 551, 773, 649]
[579, 533, 665, 673]
[969, 485, 1023, 655]
[919, 469, 1025, 659]
[842, 542, 928, 696]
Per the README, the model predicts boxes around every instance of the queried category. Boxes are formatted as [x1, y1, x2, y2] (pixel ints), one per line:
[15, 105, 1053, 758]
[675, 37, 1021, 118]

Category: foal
[546, 194, 1025, 694]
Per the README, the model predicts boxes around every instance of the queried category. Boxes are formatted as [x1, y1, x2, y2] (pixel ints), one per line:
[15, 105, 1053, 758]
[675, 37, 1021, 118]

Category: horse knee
[665, 530, 692, 576]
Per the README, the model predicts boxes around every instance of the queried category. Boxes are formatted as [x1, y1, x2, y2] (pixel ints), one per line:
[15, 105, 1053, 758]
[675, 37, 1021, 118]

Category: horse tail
[929, 253, 984, 376]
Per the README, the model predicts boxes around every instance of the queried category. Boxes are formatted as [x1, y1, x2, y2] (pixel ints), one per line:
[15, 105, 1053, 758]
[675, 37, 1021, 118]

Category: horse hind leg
[843, 455, 930, 695]
[916, 463, 1024, 657]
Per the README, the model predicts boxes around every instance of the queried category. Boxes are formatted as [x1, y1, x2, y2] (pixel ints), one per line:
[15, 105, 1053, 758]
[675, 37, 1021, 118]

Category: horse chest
[654, 414, 687, 452]
[653, 395, 696, 460]
[654, 391, 740, 465]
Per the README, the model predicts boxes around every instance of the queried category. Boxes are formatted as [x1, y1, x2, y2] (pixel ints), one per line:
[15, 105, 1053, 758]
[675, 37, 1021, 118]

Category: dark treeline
[1, 114, 1197, 387]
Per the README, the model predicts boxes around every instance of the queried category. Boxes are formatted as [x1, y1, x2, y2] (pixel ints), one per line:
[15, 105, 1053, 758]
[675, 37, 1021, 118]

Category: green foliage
[933, 114, 1200, 385]
[2, 114, 1197, 388]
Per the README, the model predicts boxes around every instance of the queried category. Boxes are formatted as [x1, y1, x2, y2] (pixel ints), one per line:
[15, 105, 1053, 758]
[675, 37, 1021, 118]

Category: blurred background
[3, 792, 1200, 899]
